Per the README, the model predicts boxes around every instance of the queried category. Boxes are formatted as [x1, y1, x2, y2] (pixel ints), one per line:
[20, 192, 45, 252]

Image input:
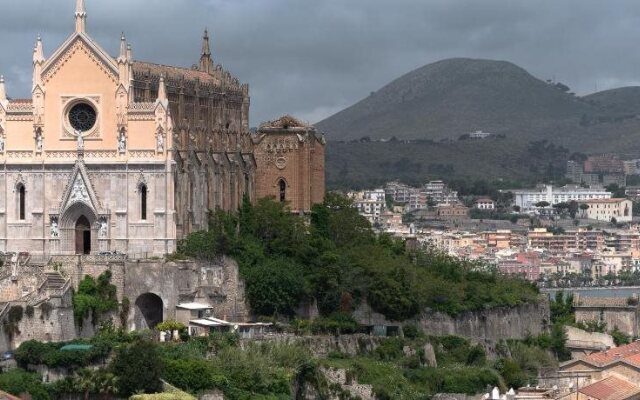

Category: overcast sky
[1, 0, 640, 125]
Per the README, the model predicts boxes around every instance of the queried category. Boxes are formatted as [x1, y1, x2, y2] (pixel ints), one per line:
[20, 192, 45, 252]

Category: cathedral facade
[0, 1, 324, 257]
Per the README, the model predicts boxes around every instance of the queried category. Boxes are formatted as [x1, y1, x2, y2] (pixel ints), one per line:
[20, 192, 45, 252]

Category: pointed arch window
[17, 184, 25, 220]
[278, 179, 286, 203]
[140, 184, 148, 221]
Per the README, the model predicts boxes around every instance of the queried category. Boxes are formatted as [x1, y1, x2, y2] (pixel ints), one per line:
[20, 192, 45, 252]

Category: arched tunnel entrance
[134, 293, 163, 330]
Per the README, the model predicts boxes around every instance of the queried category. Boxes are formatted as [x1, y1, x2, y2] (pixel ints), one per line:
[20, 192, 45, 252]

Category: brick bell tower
[253, 115, 325, 213]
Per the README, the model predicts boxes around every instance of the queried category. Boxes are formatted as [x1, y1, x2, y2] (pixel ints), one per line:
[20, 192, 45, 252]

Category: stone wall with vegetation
[354, 300, 550, 342]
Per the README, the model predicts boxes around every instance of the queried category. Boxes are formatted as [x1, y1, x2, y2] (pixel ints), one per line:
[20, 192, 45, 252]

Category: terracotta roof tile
[579, 376, 640, 400]
[584, 198, 629, 204]
[583, 341, 640, 365]
[0, 390, 22, 400]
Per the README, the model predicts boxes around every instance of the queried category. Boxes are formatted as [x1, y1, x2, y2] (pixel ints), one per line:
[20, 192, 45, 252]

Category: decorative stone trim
[43, 38, 118, 85]
[6, 151, 33, 159]
[129, 150, 156, 158]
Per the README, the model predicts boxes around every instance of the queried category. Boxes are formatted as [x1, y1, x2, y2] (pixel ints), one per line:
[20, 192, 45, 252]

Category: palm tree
[74, 369, 96, 400]
[95, 372, 118, 400]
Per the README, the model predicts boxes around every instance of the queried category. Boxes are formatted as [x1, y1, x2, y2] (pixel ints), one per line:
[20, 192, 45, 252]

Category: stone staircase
[43, 272, 66, 291]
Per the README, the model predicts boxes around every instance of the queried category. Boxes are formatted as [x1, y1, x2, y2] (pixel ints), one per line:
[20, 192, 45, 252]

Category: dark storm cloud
[2, 0, 640, 124]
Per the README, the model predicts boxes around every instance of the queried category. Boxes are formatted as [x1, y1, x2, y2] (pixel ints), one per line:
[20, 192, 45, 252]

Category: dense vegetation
[72, 271, 119, 326]
[178, 195, 540, 321]
[4, 322, 562, 399]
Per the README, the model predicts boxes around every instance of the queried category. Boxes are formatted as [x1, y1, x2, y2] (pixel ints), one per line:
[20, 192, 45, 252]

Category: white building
[583, 198, 633, 223]
[513, 185, 612, 211]
[351, 189, 386, 224]
[475, 197, 496, 210]
[385, 181, 416, 204]
[421, 181, 459, 206]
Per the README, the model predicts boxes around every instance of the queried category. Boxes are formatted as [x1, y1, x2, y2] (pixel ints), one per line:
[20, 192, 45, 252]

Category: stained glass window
[68, 103, 97, 132]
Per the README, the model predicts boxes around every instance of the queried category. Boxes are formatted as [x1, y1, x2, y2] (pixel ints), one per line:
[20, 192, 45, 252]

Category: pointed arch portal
[60, 202, 97, 255]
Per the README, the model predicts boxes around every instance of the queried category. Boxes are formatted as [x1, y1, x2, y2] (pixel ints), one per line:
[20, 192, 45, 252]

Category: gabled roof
[586, 342, 640, 365]
[561, 341, 640, 369]
[41, 32, 118, 82]
[579, 376, 640, 400]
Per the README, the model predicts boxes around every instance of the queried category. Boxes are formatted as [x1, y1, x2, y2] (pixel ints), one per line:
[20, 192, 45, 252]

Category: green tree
[579, 203, 589, 217]
[74, 369, 96, 400]
[109, 339, 163, 397]
[568, 201, 579, 219]
[243, 257, 308, 317]
[606, 184, 626, 198]
[551, 323, 571, 361]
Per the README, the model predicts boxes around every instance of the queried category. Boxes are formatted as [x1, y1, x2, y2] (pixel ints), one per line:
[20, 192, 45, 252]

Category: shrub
[402, 324, 423, 340]
[495, 358, 527, 388]
[156, 320, 187, 333]
[163, 359, 225, 394]
[0, 368, 49, 400]
[611, 326, 631, 346]
[110, 339, 163, 397]
[72, 272, 118, 326]
[374, 338, 405, 361]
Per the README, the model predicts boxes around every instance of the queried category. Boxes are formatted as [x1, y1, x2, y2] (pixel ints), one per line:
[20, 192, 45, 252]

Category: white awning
[177, 302, 213, 310]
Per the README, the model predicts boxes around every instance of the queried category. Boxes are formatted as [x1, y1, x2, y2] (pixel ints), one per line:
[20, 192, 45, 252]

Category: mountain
[317, 58, 598, 142]
[318, 58, 640, 189]
[584, 87, 640, 115]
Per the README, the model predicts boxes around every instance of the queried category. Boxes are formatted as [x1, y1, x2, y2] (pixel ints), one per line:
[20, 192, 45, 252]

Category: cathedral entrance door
[75, 216, 91, 255]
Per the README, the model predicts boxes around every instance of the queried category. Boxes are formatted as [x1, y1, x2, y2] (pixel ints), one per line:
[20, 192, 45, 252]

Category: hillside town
[350, 171, 640, 285]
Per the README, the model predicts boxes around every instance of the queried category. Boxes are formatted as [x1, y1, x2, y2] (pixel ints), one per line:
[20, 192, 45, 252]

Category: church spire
[75, 0, 87, 33]
[0, 76, 6, 102]
[118, 32, 127, 61]
[157, 75, 167, 103]
[199, 29, 214, 74]
[33, 35, 44, 64]
[202, 29, 211, 57]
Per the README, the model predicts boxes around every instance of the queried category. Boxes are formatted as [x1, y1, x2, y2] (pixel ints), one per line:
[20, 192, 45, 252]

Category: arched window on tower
[17, 184, 25, 220]
[278, 179, 286, 203]
[140, 184, 148, 221]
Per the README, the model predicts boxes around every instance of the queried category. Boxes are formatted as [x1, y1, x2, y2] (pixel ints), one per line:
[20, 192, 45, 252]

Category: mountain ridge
[318, 58, 640, 188]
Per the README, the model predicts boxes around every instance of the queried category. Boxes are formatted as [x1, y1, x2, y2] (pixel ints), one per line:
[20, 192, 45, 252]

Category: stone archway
[59, 202, 97, 255]
[134, 293, 164, 330]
